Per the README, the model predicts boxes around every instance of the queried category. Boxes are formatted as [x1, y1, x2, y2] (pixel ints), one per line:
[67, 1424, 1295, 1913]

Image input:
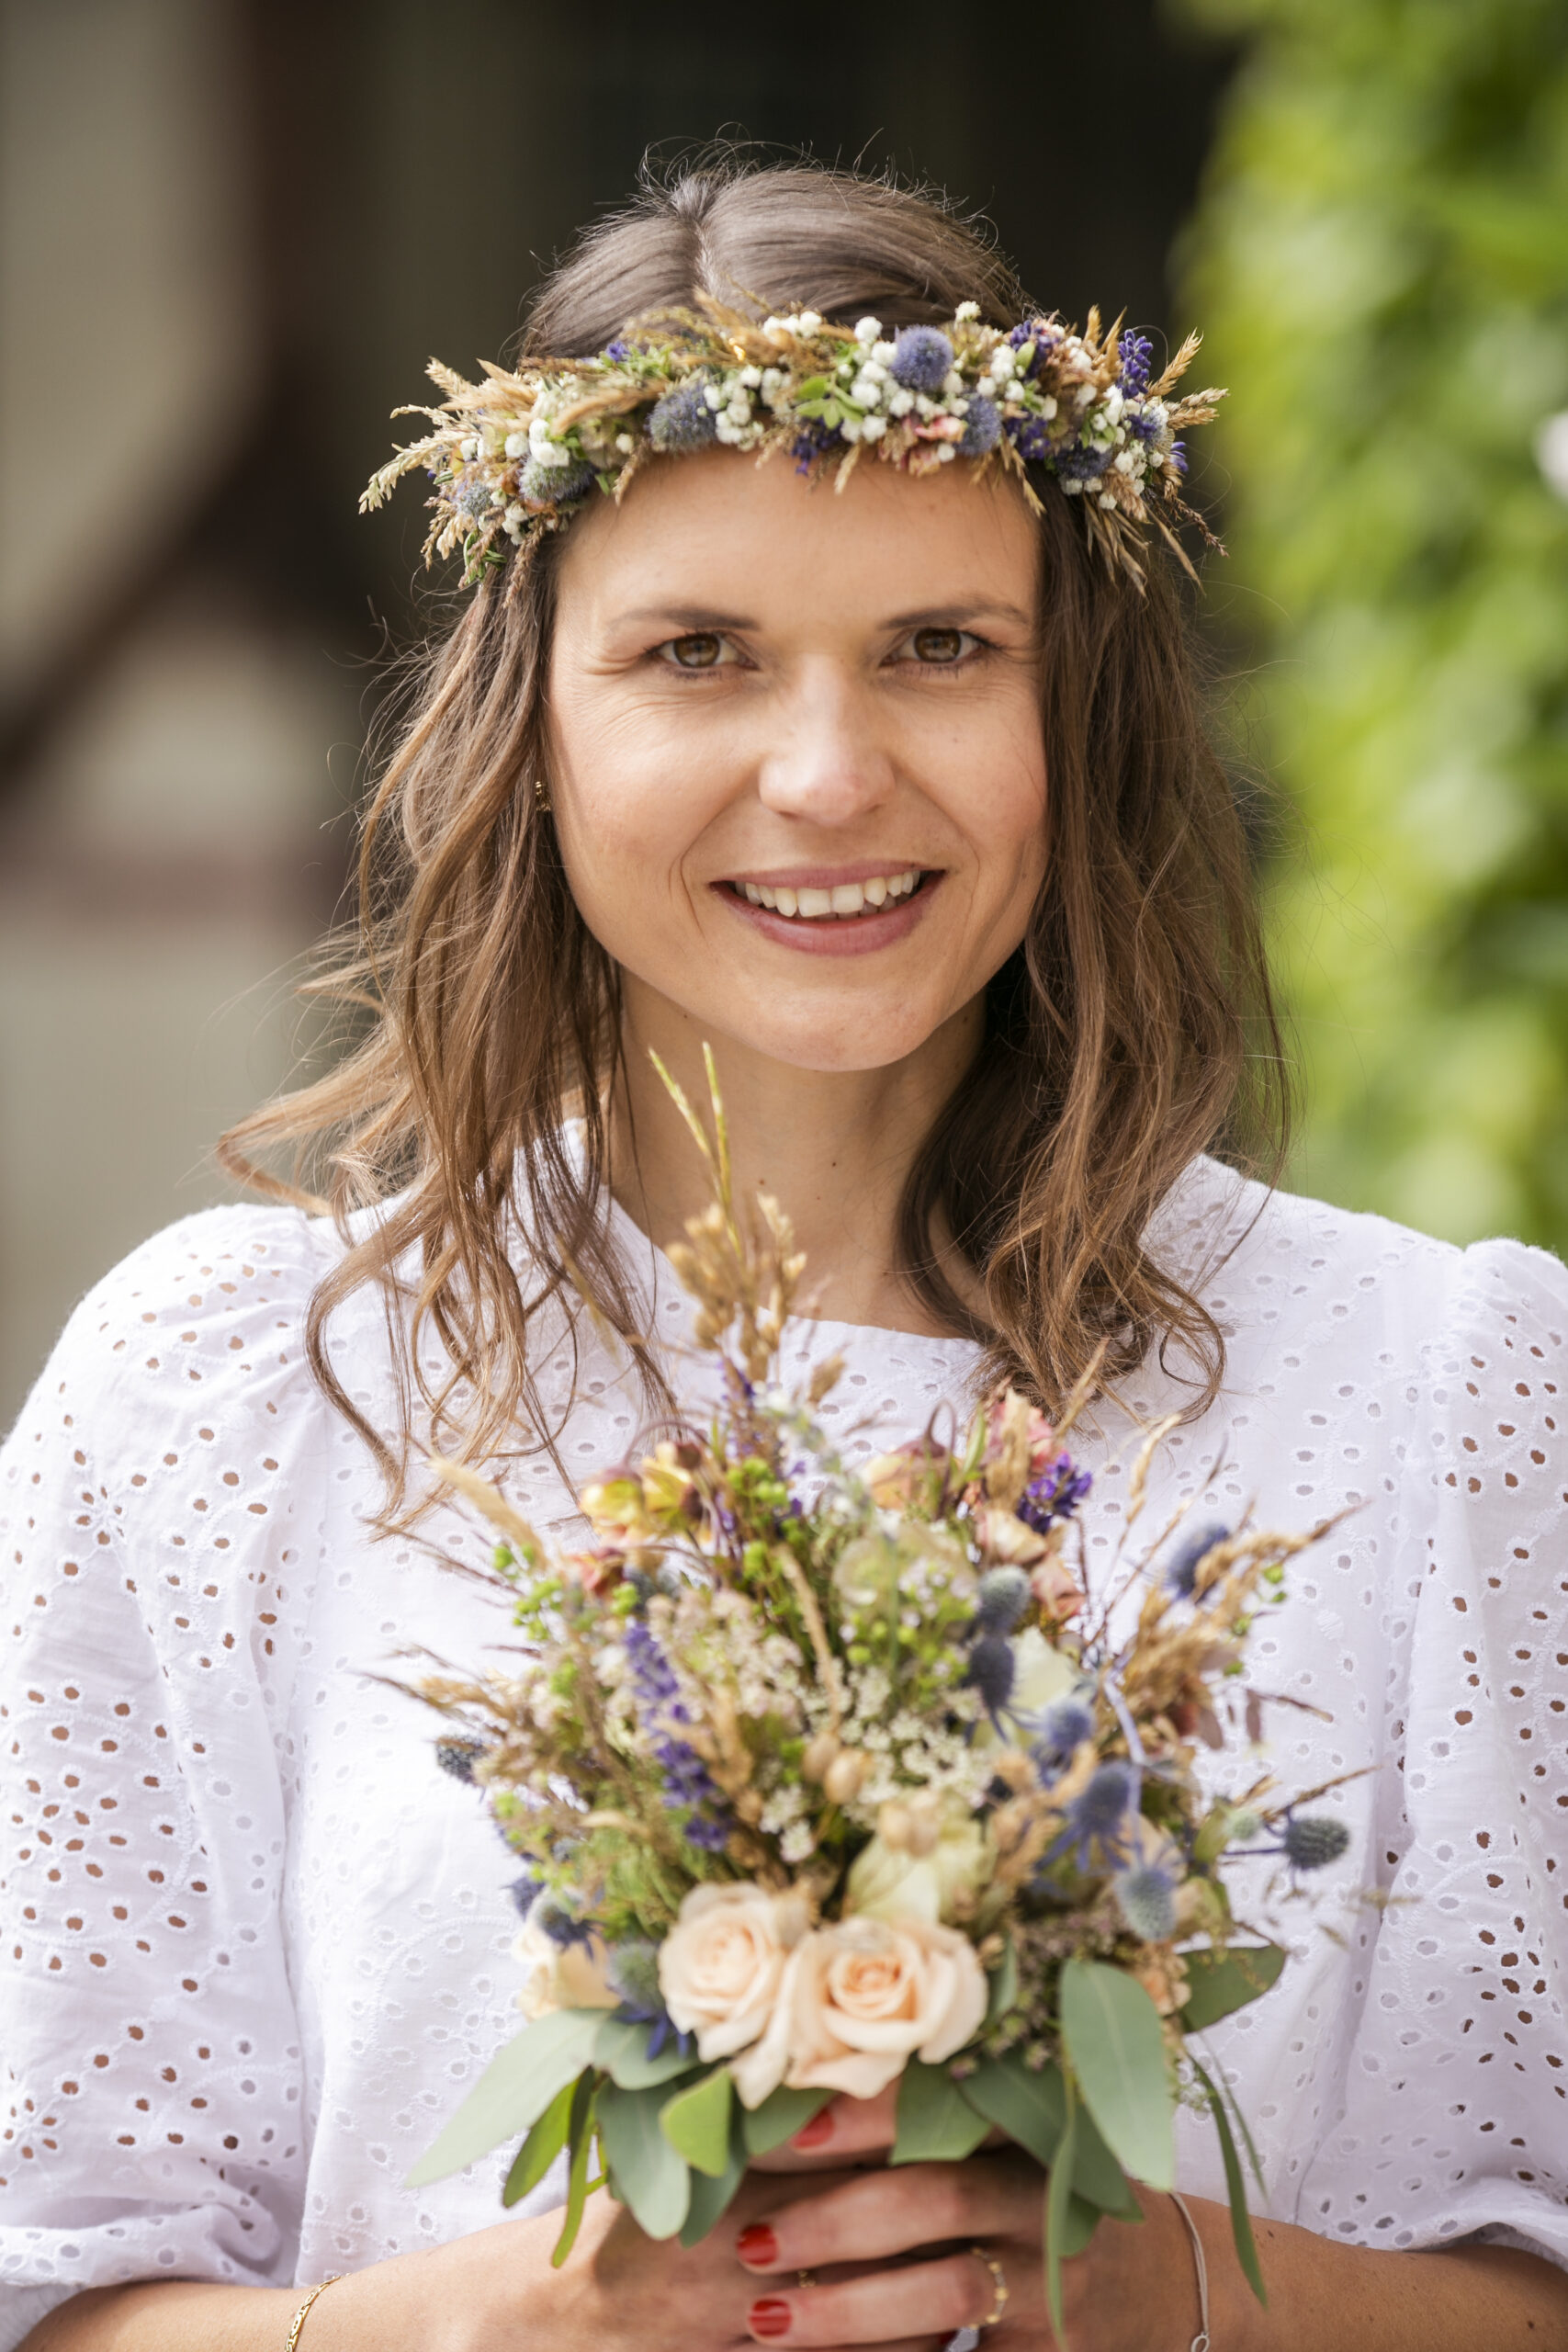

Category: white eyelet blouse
[3, 1155, 1566, 2347]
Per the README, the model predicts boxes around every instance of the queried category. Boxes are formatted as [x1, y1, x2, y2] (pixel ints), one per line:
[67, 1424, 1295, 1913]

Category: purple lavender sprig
[1017, 1453, 1093, 1535]
[624, 1618, 731, 1852]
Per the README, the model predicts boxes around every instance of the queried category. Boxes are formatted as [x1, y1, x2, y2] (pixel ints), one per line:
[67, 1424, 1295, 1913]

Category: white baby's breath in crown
[361, 294, 1225, 592]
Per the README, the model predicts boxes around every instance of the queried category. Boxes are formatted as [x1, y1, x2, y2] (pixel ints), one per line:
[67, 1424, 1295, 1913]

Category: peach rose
[513, 1918, 619, 2020]
[732, 1916, 988, 2108]
[659, 1883, 807, 2063]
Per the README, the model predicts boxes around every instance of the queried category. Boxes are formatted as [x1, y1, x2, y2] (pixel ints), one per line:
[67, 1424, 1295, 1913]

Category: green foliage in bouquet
[1179, 0, 1568, 1250]
[406, 1053, 1348, 2333]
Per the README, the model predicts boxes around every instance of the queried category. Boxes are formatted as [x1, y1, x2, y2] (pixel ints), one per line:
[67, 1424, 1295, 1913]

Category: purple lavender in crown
[792, 417, 842, 473]
[1118, 333, 1155, 396]
[1006, 413, 1055, 465]
[1052, 439, 1115, 486]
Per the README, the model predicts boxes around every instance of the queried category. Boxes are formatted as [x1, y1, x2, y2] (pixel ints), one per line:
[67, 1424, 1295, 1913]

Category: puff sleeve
[0, 1206, 331, 2349]
[1292, 1235, 1568, 2262]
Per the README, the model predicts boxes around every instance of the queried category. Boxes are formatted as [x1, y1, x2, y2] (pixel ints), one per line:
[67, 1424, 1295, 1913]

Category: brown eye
[909, 628, 966, 664]
[668, 633, 723, 669]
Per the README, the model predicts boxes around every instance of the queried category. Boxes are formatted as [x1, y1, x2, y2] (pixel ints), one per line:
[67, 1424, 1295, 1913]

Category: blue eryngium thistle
[1034, 1692, 1095, 1772]
[1114, 1861, 1179, 1941]
[966, 1633, 1017, 1722]
[1164, 1520, 1229, 1600]
[1059, 1758, 1138, 1870]
[648, 381, 718, 452]
[1282, 1814, 1350, 1871]
[507, 1871, 544, 1917]
[975, 1566, 1031, 1634]
[519, 455, 594, 504]
[435, 1736, 487, 1783]
[960, 394, 1001, 456]
[607, 1938, 691, 2061]
[533, 1894, 596, 1950]
[890, 325, 955, 392]
[453, 475, 495, 521]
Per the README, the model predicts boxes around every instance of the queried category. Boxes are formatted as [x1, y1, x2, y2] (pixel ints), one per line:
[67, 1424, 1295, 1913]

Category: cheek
[549, 700, 719, 922]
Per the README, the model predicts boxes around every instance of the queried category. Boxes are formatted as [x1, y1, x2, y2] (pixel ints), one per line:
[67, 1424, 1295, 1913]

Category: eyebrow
[613, 598, 1035, 633]
[615, 605, 761, 631]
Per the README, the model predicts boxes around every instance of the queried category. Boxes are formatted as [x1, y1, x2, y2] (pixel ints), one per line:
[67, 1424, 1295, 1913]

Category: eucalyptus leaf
[983, 1939, 1021, 2030]
[549, 2075, 601, 2268]
[1056, 2191, 1104, 2259]
[956, 2056, 1065, 2169]
[598, 2082, 692, 2241]
[680, 2113, 749, 2247]
[740, 2084, 833, 2156]
[1059, 1959, 1176, 2191]
[1179, 1945, 1286, 2033]
[406, 2007, 605, 2188]
[891, 2062, 993, 2165]
[502, 2075, 575, 2207]
[1043, 2075, 1078, 2343]
[1069, 2101, 1142, 2221]
[660, 2066, 734, 2177]
[1191, 2057, 1267, 2306]
[594, 2014, 704, 2091]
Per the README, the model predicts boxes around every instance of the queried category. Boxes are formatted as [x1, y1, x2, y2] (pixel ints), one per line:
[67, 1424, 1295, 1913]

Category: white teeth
[735, 866, 923, 920]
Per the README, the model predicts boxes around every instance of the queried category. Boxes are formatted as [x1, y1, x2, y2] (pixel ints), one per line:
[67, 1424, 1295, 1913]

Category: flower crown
[362, 296, 1225, 590]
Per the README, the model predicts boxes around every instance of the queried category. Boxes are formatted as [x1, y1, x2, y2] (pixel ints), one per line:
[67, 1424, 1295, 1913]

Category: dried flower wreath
[362, 297, 1225, 590]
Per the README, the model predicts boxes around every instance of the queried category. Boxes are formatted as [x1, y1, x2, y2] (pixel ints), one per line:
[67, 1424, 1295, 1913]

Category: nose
[753, 659, 897, 827]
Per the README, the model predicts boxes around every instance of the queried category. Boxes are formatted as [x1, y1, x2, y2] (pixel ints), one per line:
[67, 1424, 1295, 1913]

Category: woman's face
[547, 448, 1048, 1075]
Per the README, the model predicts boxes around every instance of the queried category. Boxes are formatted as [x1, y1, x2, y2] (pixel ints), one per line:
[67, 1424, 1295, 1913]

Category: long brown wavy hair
[220, 156, 1290, 1516]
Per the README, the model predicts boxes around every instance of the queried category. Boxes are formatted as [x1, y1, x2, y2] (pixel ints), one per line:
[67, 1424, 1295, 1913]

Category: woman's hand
[737, 2135, 1191, 2352]
[734, 2086, 1568, 2352]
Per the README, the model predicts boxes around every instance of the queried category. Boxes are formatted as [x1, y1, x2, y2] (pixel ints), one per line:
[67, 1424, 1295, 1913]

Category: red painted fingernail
[791, 2109, 834, 2149]
[750, 2300, 792, 2340]
[737, 2224, 779, 2267]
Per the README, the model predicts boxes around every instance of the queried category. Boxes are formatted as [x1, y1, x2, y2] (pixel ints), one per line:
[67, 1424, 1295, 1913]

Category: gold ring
[796, 2269, 817, 2289]
[968, 2245, 1009, 2329]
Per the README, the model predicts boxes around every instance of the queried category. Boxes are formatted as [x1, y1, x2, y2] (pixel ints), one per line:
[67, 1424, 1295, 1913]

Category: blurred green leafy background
[1179, 0, 1568, 1250]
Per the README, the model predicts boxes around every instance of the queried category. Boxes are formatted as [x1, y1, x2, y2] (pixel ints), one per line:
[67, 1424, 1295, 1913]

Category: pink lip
[712, 872, 942, 957]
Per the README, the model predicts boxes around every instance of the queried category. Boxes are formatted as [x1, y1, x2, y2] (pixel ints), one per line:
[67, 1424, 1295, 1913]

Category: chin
[721, 1011, 947, 1075]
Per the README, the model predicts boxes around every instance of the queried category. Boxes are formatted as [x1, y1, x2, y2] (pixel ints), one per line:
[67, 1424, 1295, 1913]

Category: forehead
[552, 448, 1042, 625]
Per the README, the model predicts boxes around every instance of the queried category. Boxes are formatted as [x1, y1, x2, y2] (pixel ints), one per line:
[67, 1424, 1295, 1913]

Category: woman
[3, 161, 1565, 2352]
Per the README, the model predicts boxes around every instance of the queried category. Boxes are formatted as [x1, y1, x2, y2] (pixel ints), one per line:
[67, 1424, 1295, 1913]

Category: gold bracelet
[284, 2275, 343, 2351]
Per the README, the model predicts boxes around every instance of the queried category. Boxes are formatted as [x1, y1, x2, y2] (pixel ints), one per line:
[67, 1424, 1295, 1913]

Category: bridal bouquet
[406, 1057, 1346, 2331]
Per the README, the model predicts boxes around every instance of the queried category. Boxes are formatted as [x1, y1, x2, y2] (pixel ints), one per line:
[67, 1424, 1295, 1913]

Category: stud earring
[533, 777, 552, 815]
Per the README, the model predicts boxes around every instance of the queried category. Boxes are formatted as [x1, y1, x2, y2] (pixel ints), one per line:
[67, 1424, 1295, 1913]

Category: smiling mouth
[723, 866, 929, 921]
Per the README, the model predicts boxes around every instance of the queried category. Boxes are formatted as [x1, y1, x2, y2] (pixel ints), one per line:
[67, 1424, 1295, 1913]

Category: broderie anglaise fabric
[2, 1158, 1565, 2345]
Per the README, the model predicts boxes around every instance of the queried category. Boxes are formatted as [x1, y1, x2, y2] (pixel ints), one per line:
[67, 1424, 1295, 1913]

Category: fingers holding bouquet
[733, 2146, 1209, 2352]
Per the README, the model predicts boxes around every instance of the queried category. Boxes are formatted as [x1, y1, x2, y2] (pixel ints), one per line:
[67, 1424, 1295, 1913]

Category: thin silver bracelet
[1169, 2193, 1212, 2352]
